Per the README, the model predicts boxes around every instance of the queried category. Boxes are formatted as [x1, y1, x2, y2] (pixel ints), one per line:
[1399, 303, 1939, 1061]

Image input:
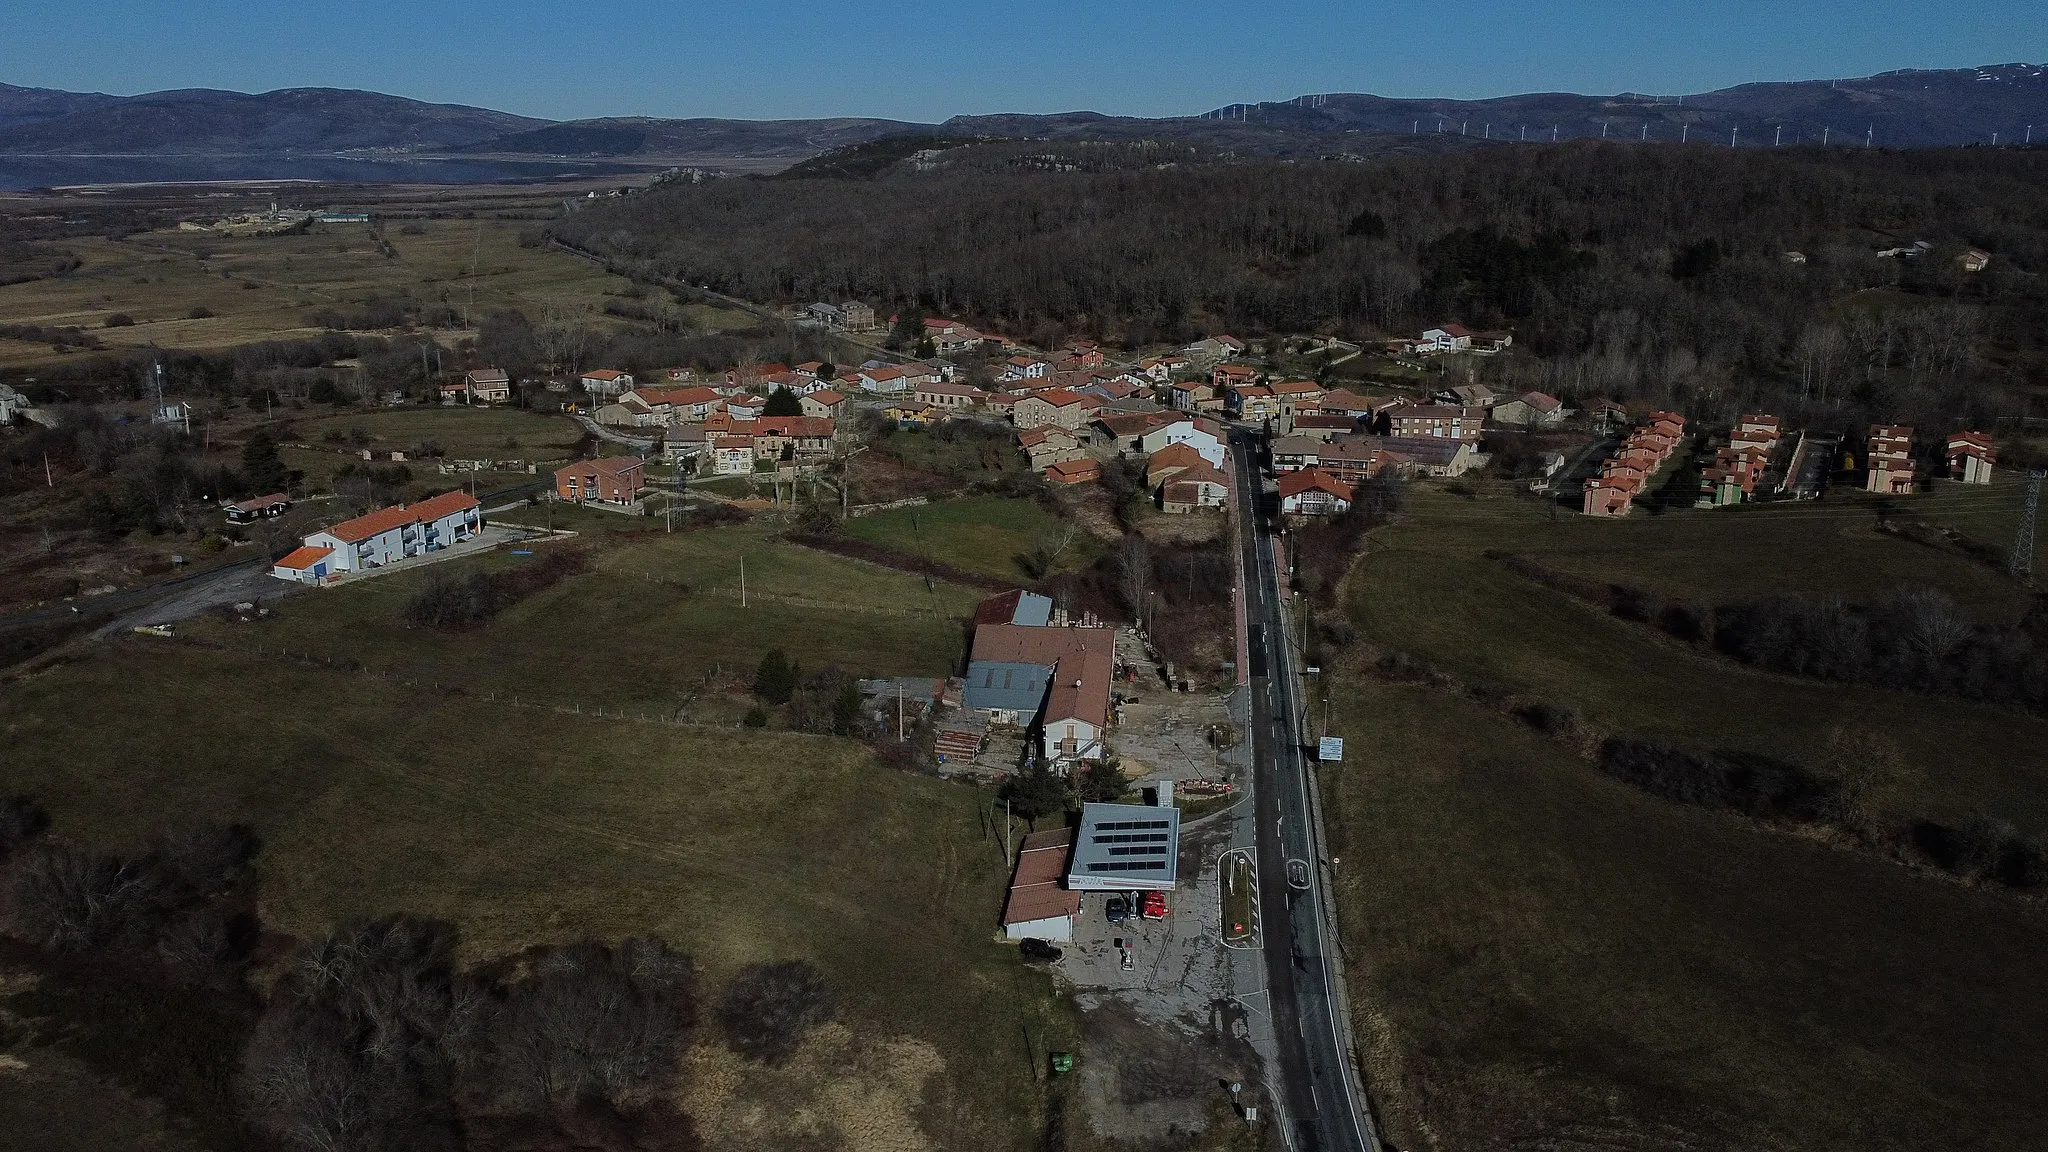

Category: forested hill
[552, 140, 2048, 432]
[1162, 63, 2048, 149]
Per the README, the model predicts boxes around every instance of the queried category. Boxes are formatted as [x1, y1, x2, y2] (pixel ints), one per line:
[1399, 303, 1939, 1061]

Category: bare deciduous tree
[715, 959, 837, 1067]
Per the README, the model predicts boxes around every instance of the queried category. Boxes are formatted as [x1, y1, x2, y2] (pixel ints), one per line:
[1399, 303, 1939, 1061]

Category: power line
[2010, 470, 2042, 581]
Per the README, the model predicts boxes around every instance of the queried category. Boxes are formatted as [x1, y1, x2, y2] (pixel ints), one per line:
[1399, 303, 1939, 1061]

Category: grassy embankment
[1323, 479, 2048, 1151]
[0, 525, 1063, 1152]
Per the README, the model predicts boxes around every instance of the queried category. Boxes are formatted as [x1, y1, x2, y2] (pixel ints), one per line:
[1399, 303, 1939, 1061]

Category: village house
[1229, 384, 1281, 422]
[1140, 415, 1226, 465]
[1491, 391, 1566, 427]
[794, 361, 825, 381]
[654, 386, 725, 423]
[857, 365, 911, 394]
[1046, 457, 1101, 485]
[801, 388, 848, 419]
[1163, 380, 1219, 413]
[594, 396, 661, 428]
[1866, 424, 1915, 494]
[1957, 248, 1992, 273]
[1416, 324, 1475, 355]
[225, 493, 291, 523]
[555, 456, 647, 505]
[883, 401, 940, 428]
[1212, 362, 1260, 394]
[1001, 355, 1052, 382]
[1269, 379, 1325, 414]
[1019, 426, 1088, 471]
[1387, 405, 1485, 443]
[1145, 442, 1209, 487]
[1358, 435, 1481, 478]
[438, 378, 470, 405]
[1160, 458, 1230, 513]
[1139, 356, 1188, 382]
[1268, 434, 1322, 473]
[752, 415, 837, 463]
[916, 380, 987, 409]
[1286, 414, 1361, 442]
[964, 594, 1115, 766]
[1013, 388, 1098, 431]
[662, 425, 706, 467]
[711, 437, 757, 475]
[1437, 382, 1498, 409]
[1278, 468, 1354, 517]
[580, 368, 633, 397]
[1946, 431, 1995, 484]
[464, 368, 511, 404]
[1181, 335, 1246, 366]
[922, 318, 987, 355]
[273, 490, 482, 583]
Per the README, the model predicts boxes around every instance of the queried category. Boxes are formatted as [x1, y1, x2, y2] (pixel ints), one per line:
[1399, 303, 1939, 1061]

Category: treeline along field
[556, 140, 2048, 430]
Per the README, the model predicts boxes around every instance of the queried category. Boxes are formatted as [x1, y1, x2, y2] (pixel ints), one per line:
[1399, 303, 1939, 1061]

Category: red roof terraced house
[1582, 473, 1641, 517]
[1866, 424, 1915, 494]
[276, 490, 482, 583]
[1946, 432, 1995, 485]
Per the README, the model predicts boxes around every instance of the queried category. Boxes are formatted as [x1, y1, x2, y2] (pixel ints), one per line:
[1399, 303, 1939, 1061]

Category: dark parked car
[1105, 896, 1130, 924]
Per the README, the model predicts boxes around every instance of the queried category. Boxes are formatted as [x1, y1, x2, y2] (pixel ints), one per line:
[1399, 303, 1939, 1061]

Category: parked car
[1105, 896, 1130, 924]
[1139, 891, 1169, 920]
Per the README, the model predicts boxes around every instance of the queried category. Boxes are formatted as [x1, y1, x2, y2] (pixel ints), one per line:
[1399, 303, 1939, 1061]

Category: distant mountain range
[1, 63, 2043, 186]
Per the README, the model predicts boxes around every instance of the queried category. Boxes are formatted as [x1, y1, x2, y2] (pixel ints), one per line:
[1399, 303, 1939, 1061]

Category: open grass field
[1322, 478, 2048, 1150]
[1322, 682, 2048, 1152]
[0, 639, 1065, 1152]
[1351, 481, 2048, 826]
[846, 495, 1105, 582]
[183, 522, 977, 715]
[0, 522, 1064, 1150]
[0, 216, 759, 368]
[1421, 475, 2034, 618]
[288, 406, 583, 461]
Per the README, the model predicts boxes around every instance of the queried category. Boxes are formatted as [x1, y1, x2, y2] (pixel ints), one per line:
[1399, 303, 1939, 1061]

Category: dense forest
[554, 140, 2048, 426]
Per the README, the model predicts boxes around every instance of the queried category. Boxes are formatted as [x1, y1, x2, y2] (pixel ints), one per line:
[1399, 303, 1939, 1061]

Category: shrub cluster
[714, 959, 837, 1067]
[2, 803, 259, 988]
[401, 550, 588, 630]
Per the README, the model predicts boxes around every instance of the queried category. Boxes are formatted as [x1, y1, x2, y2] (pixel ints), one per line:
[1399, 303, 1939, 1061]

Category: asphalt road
[1230, 428, 1379, 1152]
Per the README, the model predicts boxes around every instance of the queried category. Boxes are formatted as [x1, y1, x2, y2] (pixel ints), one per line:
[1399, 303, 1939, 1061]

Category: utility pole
[2011, 470, 2043, 581]
[1866, 124, 1874, 148]
[1823, 125, 1831, 146]
[44, 452, 53, 487]
[740, 557, 747, 608]
[1774, 125, 1782, 147]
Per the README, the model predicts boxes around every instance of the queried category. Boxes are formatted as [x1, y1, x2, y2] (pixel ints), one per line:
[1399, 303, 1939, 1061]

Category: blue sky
[4, 0, 2042, 122]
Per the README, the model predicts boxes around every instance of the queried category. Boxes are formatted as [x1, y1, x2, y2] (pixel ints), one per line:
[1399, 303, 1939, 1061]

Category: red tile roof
[274, 545, 332, 570]
[1278, 468, 1353, 501]
[1002, 827, 1081, 927]
[320, 490, 479, 545]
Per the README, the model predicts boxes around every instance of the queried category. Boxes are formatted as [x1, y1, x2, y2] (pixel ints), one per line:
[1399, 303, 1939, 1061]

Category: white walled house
[277, 490, 481, 581]
[1139, 418, 1226, 467]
